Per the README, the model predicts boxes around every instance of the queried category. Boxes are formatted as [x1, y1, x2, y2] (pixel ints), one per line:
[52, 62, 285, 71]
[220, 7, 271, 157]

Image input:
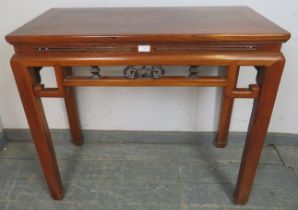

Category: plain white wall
[0, 0, 297, 133]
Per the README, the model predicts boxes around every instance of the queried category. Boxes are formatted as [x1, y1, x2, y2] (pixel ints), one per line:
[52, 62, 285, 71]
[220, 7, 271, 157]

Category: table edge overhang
[6, 33, 291, 45]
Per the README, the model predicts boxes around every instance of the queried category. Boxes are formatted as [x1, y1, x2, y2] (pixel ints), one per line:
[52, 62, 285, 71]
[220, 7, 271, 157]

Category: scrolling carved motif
[124, 65, 165, 79]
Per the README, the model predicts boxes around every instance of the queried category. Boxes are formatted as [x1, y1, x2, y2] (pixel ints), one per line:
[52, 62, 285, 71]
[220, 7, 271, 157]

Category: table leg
[234, 57, 285, 204]
[215, 65, 239, 148]
[63, 68, 84, 145]
[64, 87, 84, 145]
[11, 60, 64, 200]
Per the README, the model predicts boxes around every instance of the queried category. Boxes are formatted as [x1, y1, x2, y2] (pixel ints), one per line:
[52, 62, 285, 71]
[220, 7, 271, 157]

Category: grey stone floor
[0, 139, 298, 210]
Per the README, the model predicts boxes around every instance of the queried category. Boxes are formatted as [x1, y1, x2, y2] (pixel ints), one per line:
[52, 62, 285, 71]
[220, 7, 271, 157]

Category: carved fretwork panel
[123, 66, 165, 79]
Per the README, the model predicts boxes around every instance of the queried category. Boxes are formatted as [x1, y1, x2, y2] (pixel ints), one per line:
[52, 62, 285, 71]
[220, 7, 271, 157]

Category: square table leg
[234, 57, 285, 204]
[63, 67, 84, 145]
[11, 59, 64, 200]
[215, 65, 240, 148]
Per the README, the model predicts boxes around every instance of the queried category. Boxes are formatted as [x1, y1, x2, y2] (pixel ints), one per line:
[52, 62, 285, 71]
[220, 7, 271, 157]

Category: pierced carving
[90, 66, 101, 79]
[189, 66, 199, 78]
[151, 66, 165, 79]
[124, 65, 165, 79]
[124, 65, 139, 79]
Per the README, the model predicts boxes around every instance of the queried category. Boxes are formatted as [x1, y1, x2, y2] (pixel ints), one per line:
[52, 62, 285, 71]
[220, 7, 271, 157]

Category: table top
[6, 7, 290, 44]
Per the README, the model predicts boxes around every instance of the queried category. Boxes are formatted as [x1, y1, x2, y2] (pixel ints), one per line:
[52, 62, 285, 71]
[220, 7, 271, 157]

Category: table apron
[11, 52, 283, 67]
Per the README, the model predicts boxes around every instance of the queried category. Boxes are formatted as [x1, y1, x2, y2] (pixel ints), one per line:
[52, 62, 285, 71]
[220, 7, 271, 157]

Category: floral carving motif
[124, 66, 165, 79]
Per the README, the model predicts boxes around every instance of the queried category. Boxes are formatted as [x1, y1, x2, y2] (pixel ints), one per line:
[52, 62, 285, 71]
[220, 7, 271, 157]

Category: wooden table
[6, 7, 290, 205]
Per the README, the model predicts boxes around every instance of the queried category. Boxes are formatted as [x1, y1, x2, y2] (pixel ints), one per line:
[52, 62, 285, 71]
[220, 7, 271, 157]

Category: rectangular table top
[6, 7, 290, 44]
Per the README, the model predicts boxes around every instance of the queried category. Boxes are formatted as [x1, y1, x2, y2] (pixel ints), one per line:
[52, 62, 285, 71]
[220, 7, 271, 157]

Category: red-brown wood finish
[10, 60, 64, 200]
[234, 58, 286, 204]
[215, 64, 240, 148]
[62, 67, 84, 145]
[6, 7, 290, 205]
[6, 7, 290, 44]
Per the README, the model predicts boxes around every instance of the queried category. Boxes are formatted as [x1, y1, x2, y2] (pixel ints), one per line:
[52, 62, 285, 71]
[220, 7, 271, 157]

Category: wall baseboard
[0, 130, 7, 149]
[2, 129, 298, 145]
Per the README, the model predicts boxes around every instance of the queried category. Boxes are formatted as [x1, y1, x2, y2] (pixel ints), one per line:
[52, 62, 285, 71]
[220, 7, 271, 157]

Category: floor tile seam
[0, 157, 285, 166]
[177, 180, 236, 185]
[179, 204, 223, 209]
[0, 157, 38, 160]
[0, 195, 296, 209]
[0, 157, 174, 161]
[2, 179, 182, 186]
[0, 201, 286, 210]
[177, 200, 295, 210]
[1, 176, 292, 186]
[272, 144, 298, 178]
[57, 142, 226, 145]
[184, 203, 286, 210]
[177, 160, 283, 166]
[175, 165, 183, 210]
[2, 140, 247, 146]
[176, 159, 181, 184]
[177, 180, 292, 186]
[272, 144, 287, 166]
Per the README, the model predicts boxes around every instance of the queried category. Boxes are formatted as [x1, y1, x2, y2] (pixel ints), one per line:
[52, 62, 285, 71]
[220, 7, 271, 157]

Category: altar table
[6, 7, 290, 204]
